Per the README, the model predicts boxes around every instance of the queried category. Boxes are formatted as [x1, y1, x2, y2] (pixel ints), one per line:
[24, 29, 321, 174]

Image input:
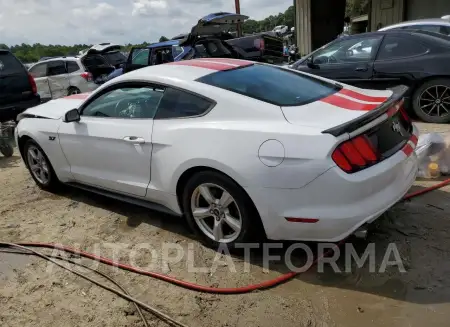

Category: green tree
[159, 36, 169, 42]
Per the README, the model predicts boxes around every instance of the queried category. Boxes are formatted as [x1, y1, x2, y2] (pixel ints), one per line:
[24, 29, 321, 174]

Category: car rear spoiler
[322, 85, 409, 137]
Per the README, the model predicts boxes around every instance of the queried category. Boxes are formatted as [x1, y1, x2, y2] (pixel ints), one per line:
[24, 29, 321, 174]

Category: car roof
[111, 58, 255, 83]
[148, 40, 180, 48]
[380, 18, 450, 30]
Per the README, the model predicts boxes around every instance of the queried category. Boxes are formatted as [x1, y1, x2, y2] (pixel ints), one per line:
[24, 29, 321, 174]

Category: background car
[379, 17, 450, 35]
[0, 49, 40, 122]
[290, 30, 450, 123]
[28, 57, 99, 101]
[15, 58, 417, 247]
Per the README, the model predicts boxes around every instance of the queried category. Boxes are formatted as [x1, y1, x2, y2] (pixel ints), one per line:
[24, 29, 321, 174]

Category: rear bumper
[0, 95, 40, 122]
[246, 125, 419, 242]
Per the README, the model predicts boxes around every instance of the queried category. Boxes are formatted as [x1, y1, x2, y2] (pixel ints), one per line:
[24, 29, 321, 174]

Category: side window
[155, 88, 212, 119]
[150, 48, 173, 65]
[29, 63, 47, 78]
[172, 45, 184, 58]
[312, 36, 382, 64]
[376, 36, 428, 60]
[81, 86, 164, 119]
[131, 48, 149, 65]
[47, 60, 67, 76]
[67, 61, 80, 73]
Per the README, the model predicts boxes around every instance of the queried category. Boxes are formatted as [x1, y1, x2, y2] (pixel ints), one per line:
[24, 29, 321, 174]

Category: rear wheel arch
[176, 167, 260, 217]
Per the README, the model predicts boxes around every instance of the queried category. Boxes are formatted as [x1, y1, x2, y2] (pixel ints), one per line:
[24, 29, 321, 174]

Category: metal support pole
[235, 0, 242, 37]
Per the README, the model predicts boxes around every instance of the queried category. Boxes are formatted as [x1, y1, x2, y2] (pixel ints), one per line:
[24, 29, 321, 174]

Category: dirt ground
[1, 122, 450, 327]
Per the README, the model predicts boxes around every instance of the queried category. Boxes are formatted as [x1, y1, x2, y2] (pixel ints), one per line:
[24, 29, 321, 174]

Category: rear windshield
[103, 51, 126, 65]
[0, 51, 25, 76]
[196, 64, 340, 106]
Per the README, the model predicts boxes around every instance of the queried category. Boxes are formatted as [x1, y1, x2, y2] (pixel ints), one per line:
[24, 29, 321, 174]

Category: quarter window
[82, 86, 164, 119]
[67, 61, 80, 73]
[376, 36, 428, 60]
[155, 88, 212, 119]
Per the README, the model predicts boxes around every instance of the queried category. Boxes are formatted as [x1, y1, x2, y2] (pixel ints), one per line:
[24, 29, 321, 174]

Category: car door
[296, 35, 383, 88]
[124, 47, 150, 73]
[46, 60, 70, 99]
[28, 62, 51, 101]
[57, 82, 164, 197]
[372, 34, 429, 90]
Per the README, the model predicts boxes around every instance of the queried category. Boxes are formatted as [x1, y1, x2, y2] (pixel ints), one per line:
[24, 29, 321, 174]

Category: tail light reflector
[28, 73, 37, 94]
[81, 72, 93, 82]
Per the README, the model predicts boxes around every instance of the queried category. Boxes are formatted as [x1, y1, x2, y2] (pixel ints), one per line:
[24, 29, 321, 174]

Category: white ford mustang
[15, 58, 419, 247]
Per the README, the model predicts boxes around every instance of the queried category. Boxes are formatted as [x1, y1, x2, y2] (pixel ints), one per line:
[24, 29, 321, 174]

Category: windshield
[197, 64, 339, 106]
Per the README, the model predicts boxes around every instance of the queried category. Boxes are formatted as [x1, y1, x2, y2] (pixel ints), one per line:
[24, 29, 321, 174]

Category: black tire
[412, 78, 450, 123]
[23, 139, 60, 191]
[67, 87, 81, 96]
[182, 171, 263, 249]
[0, 144, 14, 157]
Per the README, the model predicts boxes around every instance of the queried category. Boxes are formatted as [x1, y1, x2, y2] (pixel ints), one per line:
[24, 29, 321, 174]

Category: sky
[0, 0, 292, 46]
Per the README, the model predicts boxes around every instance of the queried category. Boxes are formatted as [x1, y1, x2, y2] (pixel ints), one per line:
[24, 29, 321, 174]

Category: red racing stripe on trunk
[320, 94, 379, 111]
[339, 89, 388, 103]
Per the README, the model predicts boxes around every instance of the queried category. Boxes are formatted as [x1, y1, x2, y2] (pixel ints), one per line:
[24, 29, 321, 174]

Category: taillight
[332, 135, 379, 173]
[81, 72, 93, 82]
[27, 73, 37, 94]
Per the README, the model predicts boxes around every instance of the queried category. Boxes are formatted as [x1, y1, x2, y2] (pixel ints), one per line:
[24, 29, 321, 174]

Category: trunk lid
[21, 93, 91, 120]
[0, 51, 34, 106]
[280, 86, 396, 131]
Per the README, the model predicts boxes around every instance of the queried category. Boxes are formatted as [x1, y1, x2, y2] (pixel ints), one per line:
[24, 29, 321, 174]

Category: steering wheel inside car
[327, 55, 338, 64]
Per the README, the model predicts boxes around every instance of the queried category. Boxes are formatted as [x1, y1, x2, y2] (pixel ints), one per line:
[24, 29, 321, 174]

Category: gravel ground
[1, 122, 450, 327]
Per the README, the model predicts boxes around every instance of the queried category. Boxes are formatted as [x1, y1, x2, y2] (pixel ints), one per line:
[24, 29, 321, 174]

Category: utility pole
[235, 0, 242, 37]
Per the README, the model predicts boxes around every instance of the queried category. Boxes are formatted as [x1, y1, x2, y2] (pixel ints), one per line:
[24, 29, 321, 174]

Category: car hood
[280, 86, 394, 130]
[21, 93, 91, 120]
[180, 12, 248, 46]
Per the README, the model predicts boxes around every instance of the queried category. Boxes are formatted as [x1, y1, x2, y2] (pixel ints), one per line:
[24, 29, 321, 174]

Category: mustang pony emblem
[392, 121, 405, 136]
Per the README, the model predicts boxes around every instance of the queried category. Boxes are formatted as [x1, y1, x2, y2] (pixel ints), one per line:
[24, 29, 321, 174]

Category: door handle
[123, 136, 145, 144]
[355, 66, 368, 72]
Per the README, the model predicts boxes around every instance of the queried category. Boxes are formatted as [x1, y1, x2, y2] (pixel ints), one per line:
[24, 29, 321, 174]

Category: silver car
[379, 16, 450, 35]
[28, 57, 98, 101]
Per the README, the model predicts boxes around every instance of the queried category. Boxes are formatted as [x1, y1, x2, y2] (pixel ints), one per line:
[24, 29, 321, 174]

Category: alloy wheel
[190, 183, 242, 243]
[27, 145, 50, 185]
[419, 85, 450, 118]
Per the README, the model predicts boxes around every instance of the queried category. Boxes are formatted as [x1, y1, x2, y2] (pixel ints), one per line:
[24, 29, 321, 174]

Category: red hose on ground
[12, 178, 450, 294]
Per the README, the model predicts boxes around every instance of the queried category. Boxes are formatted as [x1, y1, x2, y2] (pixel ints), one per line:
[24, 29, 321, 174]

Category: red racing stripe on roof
[195, 57, 254, 66]
[320, 94, 379, 111]
[339, 89, 388, 103]
[63, 93, 91, 100]
[167, 59, 253, 71]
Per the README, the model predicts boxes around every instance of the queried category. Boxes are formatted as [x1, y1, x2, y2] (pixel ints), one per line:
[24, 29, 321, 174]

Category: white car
[15, 58, 419, 246]
[28, 57, 99, 101]
[379, 17, 450, 35]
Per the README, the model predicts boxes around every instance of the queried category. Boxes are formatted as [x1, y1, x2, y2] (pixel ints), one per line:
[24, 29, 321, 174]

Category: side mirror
[306, 56, 315, 68]
[64, 109, 80, 123]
